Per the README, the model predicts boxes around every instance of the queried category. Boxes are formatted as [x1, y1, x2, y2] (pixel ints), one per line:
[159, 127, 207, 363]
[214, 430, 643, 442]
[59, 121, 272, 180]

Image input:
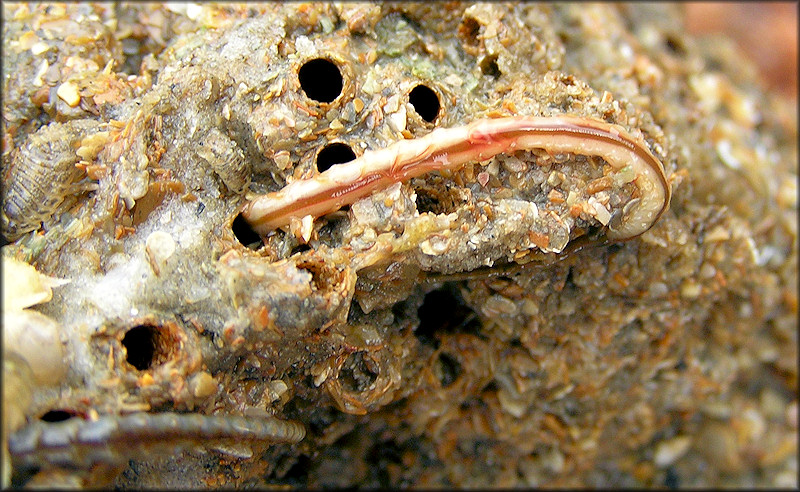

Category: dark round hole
[458, 16, 481, 47]
[316, 143, 356, 173]
[480, 55, 501, 78]
[40, 410, 75, 422]
[298, 58, 343, 103]
[415, 284, 481, 348]
[122, 325, 158, 370]
[664, 34, 685, 55]
[409, 84, 440, 123]
[365, 439, 405, 488]
[414, 187, 443, 214]
[120, 324, 175, 371]
[232, 212, 262, 249]
[437, 352, 462, 387]
[282, 455, 312, 487]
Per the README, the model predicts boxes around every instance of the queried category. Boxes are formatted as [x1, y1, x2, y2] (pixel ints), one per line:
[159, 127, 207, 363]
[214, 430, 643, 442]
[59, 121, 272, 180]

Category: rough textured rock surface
[2, 3, 796, 488]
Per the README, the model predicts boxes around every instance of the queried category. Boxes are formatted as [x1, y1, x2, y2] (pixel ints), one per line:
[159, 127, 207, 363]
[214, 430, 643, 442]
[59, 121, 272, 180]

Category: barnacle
[2, 2, 796, 489]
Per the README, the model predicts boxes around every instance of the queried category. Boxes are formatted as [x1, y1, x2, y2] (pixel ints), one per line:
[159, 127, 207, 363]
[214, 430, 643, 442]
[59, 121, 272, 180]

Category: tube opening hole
[436, 353, 463, 387]
[415, 284, 481, 348]
[232, 212, 262, 249]
[480, 55, 501, 78]
[340, 351, 379, 393]
[458, 16, 481, 48]
[295, 257, 342, 293]
[299, 58, 343, 103]
[121, 324, 176, 371]
[664, 34, 686, 55]
[409, 84, 440, 123]
[40, 410, 76, 422]
[282, 455, 311, 486]
[316, 143, 356, 173]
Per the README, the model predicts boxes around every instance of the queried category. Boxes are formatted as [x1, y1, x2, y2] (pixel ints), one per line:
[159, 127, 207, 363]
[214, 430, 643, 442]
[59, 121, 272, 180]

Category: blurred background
[684, 2, 798, 100]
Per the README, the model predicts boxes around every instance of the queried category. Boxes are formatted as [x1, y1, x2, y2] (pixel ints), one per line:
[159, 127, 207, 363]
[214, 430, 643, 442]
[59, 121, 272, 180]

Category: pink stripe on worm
[241, 115, 671, 241]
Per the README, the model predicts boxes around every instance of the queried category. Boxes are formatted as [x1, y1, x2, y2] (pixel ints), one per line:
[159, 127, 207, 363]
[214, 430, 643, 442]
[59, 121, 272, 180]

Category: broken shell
[3, 353, 35, 488]
[145, 230, 176, 275]
[654, 435, 693, 467]
[2, 309, 66, 386]
[189, 371, 217, 398]
[56, 82, 81, 107]
[2, 256, 70, 312]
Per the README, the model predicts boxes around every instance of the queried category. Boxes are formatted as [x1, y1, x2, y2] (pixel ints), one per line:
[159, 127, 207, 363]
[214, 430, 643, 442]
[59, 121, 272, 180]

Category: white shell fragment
[145, 230, 177, 275]
[2, 256, 70, 312]
[2, 310, 67, 386]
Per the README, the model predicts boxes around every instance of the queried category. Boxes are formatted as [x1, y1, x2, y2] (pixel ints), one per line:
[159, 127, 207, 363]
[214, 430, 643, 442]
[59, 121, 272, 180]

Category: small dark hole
[390, 297, 411, 322]
[480, 55, 501, 78]
[458, 17, 481, 47]
[40, 410, 75, 422]
[304, 406, 338, 437]
[122, 325, 159, 370]
[664, 34, 685, 55]
[459, 395, 487, 412]
[339, 351, 379, 393]
[10, 466, 41, 488]
[282, 455, 311, 486]
[415, 284, 481, 348]
[365, 439, 405, 487]
[290, 244, 312, 256]
[298, 58, 343, 103]
[316, 143, 356, 173]
[437, 353, 462, 387]
[481, 380, 498, 393]
[664, 467, 681, 489]
[347, 298, 366, 324]
[414, 188, 443, 214]
[409, 84, 440, 123]
[232, 212, 262, 249]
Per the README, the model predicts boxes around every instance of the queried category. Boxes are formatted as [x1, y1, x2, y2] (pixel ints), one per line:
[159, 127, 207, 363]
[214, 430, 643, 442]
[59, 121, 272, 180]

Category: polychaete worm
[8, 412, 305, 470]
[241, 115, 671, 241]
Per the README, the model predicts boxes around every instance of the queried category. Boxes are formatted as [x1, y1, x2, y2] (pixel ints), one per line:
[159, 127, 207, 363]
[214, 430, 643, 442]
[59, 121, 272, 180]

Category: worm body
[8, 412, 305, 470]
[241, 115, 671, 241]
